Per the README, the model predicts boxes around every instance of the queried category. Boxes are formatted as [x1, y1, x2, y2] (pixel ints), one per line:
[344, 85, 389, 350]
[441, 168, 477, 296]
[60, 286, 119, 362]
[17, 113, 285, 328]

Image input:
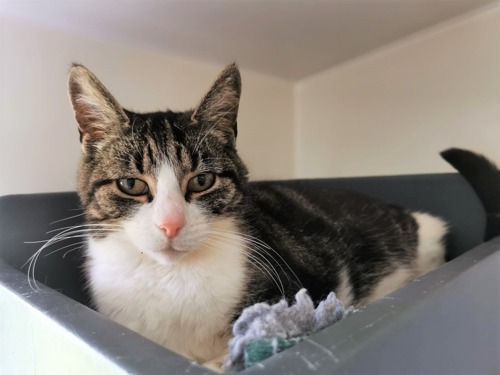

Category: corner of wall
[291, 81, 302, 179]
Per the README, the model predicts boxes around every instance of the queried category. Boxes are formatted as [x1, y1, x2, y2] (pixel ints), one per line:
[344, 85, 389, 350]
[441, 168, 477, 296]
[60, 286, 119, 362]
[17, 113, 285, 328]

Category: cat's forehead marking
[176, 145, 191, 170]
[124, 114, 178, 174]
[154, 161, 184, 219]
[157, 161, 181, 194]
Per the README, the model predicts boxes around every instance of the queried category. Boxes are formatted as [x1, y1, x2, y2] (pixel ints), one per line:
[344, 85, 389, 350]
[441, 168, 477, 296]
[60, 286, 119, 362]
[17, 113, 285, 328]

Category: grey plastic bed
[1, 173, 499, 374]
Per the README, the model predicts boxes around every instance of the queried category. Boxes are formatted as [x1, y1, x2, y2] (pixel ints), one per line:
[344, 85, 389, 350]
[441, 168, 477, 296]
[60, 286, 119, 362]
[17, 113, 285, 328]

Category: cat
[66, 63, 447, 369]
[441, 148, 500, 241]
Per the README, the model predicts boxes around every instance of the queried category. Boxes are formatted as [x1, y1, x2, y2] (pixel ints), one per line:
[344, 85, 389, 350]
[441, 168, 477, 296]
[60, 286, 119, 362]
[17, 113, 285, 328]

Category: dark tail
[441, 148, 500, 241]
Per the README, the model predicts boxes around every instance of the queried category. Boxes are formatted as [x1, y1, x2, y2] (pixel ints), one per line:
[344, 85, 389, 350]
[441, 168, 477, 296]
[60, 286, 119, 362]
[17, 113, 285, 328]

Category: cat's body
[87, 182, 445, 363]
[67, 64, 447, 366]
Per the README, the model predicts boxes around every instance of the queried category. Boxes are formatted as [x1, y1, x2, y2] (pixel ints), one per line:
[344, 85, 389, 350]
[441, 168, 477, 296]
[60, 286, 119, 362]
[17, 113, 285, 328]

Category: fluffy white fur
[368, 268, 414, 302]
[87, 219, 247, 362]
[412, 212, 448, 275]
[86, 163, 247, 363]
[366, 212, 447, 304]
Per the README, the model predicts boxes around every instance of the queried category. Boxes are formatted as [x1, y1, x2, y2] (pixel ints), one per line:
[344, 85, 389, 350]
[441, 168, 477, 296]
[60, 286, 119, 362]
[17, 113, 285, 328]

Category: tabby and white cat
[67, 63, 446, 368]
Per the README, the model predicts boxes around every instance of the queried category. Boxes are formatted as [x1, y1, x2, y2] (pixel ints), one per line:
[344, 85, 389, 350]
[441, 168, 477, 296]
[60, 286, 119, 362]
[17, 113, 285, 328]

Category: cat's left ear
[192, 63, 241, 145]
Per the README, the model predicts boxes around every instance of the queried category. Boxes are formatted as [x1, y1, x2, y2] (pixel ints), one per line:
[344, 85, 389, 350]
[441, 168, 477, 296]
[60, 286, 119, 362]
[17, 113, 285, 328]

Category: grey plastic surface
[0, 192, 89, 304]
[0, 173, 498, 374]
[0, 263, 212, 375]
[242, 238, 500, 375]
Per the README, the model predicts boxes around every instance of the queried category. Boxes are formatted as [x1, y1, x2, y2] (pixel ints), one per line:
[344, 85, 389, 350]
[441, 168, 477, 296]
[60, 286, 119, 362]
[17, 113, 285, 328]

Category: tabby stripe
[133, 149, 144, 174]
[146, 143, 155, 168]
[175, 144, 183, 165]
[169, 117, 186, 144]
[252, 186, 335, 247]
[189, 150, 199, 171]
[87, 179, 114, 202]
[218, 170, 239, 186]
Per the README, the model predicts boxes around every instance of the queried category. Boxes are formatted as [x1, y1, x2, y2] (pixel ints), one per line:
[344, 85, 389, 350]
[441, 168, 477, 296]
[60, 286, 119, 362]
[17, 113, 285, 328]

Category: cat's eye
[116, 178, 149, 196]
[187, 173, 216, 193]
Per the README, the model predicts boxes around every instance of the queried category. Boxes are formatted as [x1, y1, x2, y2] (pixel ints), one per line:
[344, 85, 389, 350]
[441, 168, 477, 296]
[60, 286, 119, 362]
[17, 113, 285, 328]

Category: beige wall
[2, 5, 499, 196]
[0, 18, 294, 196]
[295, 5, 500, 178]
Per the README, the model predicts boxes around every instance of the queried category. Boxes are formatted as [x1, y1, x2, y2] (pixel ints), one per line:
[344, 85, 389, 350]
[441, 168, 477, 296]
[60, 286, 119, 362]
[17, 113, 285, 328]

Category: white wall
[295, 5, 500, 178]
[2, 5, 499, 197]
[0, 18, 294, 196]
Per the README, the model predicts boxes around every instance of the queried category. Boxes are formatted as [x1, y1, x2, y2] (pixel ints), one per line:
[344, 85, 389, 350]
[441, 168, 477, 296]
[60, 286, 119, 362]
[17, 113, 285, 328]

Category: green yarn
[244, 337, 303, 368]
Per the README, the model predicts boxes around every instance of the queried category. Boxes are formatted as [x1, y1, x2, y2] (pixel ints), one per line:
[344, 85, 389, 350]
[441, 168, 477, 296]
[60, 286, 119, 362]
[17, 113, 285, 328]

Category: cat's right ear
[67, 64, 128, 148]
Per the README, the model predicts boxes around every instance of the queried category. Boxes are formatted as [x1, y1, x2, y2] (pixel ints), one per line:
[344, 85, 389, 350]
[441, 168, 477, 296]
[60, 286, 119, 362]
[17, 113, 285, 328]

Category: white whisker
[44, 240, 87, 257]
[25, 223, 120, 292]
[50, 212, 87, 225]
[206, 231, 288, 297]
[45, 223, 121, 235]
[63, 245, 84, 259]
[204, 237, 285, 298]
[210, 228, 303, 289]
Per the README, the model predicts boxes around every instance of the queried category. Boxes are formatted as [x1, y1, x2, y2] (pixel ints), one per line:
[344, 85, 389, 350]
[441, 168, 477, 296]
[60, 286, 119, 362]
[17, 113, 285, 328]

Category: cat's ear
[192, 63, 241, 144]
[67, 64, 128, 146]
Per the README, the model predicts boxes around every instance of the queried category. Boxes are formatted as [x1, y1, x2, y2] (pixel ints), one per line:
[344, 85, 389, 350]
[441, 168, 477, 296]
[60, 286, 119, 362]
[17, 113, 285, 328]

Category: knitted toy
[226, 289, 354, 371]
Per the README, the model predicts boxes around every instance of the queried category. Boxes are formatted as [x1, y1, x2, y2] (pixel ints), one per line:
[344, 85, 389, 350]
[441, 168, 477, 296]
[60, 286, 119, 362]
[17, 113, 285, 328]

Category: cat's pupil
[125, 179, 136, 190]
[197, 175, 206, 187]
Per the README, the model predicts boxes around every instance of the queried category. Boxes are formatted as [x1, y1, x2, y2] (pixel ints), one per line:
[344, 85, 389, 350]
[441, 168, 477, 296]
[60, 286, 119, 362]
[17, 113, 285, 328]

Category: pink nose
[158, 220, 184, 239]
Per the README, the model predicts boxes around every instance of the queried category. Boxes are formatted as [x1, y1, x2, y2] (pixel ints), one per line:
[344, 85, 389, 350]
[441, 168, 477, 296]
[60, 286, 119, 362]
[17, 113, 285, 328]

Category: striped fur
[68, 64, 447, 368]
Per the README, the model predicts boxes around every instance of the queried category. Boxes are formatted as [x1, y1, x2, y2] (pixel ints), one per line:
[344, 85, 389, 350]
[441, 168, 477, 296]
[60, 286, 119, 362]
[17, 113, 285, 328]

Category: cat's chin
[150, 245, 189, 265]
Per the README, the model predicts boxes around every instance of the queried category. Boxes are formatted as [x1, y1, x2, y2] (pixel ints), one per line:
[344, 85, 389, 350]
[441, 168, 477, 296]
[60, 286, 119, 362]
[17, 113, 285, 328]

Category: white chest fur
[85, 219, 247, 362]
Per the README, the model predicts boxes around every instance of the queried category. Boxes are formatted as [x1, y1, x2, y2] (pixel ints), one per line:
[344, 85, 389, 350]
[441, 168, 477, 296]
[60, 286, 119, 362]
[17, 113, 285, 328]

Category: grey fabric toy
[226, 289, 354, 370]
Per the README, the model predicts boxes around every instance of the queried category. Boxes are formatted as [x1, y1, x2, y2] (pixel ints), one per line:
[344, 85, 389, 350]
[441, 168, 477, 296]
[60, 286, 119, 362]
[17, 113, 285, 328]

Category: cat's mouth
[157, 244, 188, 262]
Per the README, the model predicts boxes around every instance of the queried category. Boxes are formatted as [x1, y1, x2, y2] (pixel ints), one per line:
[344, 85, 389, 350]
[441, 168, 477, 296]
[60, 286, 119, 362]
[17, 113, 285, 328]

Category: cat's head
[68, 64, 248, 264]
